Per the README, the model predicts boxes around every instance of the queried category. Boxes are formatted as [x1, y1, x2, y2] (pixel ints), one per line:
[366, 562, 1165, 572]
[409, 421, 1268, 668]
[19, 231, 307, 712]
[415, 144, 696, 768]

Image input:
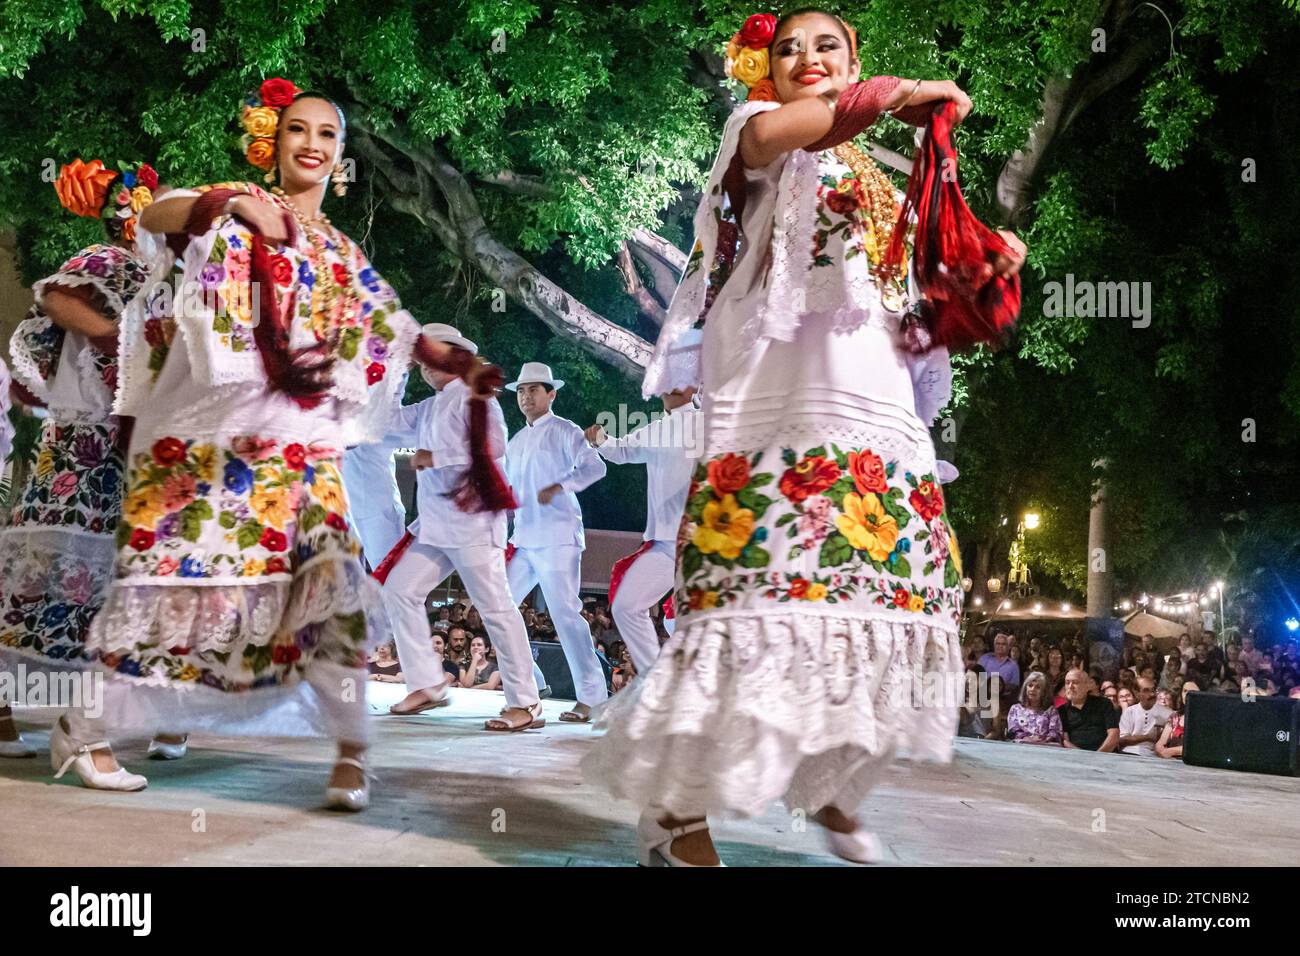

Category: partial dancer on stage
[585, 10, 1025, 865]
[340, 380, 408, 568]
[0, 160, 155, 762]
[583, 332, 703, 676]
[504, 362, 608, 723]
[378, 325, 545, 731]
[50, 82, 453, 808]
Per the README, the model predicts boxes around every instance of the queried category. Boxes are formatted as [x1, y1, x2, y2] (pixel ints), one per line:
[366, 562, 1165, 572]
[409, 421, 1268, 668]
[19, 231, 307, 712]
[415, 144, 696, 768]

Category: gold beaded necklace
[830, 141, 909, 309]
[271, 186, 359, 342]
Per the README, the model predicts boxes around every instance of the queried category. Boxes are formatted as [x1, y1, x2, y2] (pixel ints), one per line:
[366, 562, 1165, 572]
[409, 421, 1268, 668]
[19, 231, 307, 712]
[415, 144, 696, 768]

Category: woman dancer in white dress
[586, 9, 1026, 865]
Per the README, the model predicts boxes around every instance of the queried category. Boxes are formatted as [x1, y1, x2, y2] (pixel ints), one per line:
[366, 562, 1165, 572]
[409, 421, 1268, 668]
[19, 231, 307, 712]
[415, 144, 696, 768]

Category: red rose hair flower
[739, 13, 777, 48]
[259, 77, 302, 109]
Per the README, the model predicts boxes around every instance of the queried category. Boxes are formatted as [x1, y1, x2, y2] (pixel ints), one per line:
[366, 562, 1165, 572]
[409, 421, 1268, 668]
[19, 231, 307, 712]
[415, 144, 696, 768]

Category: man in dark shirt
[1058, 668, 1120, 751]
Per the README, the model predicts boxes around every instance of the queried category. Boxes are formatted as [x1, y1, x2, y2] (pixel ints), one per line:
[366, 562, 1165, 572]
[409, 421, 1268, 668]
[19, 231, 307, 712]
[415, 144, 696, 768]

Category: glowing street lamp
[1023, 512, 1040, 530]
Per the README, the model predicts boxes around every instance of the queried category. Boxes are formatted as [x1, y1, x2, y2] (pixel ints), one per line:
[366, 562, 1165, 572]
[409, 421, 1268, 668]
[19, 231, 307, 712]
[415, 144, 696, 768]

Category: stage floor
[2, 684, 1297, 866]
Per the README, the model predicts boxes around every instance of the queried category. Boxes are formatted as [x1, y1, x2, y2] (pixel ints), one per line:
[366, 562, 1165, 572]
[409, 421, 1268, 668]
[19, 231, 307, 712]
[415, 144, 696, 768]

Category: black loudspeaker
[530, 641, 612, 703]
[1183, 692, 1300, 776]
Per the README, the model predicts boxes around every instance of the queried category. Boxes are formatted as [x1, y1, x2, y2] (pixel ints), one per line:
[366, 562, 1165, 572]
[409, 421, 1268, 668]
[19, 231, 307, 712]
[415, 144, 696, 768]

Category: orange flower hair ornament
[239, 77, 303, 179]
[53, 158, 159, 244]
[723, 12, 858, 102]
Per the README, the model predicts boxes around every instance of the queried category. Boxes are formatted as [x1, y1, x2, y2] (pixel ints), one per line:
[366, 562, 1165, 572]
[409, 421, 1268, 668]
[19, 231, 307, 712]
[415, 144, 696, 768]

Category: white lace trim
[0, 358, 11, 463]
[32, 265, 128, 317]
[584, 611, 961, 817]
[642, 101, 781, 399]
[87, 553, 388, 660]
[8, 316, 52, 404]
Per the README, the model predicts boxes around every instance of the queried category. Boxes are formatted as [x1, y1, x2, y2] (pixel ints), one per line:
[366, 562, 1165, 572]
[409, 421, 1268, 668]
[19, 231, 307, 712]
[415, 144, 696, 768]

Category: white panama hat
[505, 361, 564, 391]
[419, 324, 477, 388]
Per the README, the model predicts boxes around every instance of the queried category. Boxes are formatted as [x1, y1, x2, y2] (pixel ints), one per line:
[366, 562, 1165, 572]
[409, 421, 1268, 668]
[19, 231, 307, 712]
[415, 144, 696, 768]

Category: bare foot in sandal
[559, 702, 592, 723]
[389, 684, 451, 715]
[485, 703, 545, 731]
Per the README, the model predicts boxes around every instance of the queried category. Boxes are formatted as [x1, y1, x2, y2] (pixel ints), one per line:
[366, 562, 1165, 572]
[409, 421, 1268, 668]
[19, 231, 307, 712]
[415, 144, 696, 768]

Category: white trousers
[341, 444, 406, 568]
[507, 544, 608, 706]
[610, 540, 675, 675]
[383, 540, 539, 708]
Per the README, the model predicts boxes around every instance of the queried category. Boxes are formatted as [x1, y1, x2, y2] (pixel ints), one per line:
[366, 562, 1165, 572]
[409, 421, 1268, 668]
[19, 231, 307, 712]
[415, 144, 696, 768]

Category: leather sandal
[559, 704, 592, 723]
[484, 702, 546, 732]
[389, 685, 451, 715]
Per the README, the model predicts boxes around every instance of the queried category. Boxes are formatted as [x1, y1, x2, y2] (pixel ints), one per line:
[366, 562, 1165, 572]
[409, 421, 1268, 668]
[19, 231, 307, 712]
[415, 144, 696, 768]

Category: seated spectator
[1157, 649, 1183, 690]
[445, 625, 471, 671]
[1185, 642, 1222, 687]
[1155, 687, 1174, 710]
[448, 601, 467, 626]
[1117, 686, 1135, 710]
[610, 641, 635, 693]
[432, 632, 461, 684]
[979, 631, 1022, 702]
[1102, 685, 1120, 710]
[1218, 677, 1240, 694]
[1117, 676, 1172, 756]
[1156, 681, 1198, 759]
[1058, 668, 1120, 752]
[1239, 635, 1264, 674]
[464, 607, 485, 636]
[368, 640, 403, 683]
[459, 635, 501, 690]
[957, 656, 994, 739]
[1006, 671, 1063, 745]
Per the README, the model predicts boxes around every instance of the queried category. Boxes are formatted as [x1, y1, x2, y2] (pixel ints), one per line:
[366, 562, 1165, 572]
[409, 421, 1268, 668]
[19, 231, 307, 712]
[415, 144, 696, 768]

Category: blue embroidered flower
[228, 234, 243, 249]
[223, 459, 253, 494]
[302, 465, 315, 486]
[754, 527, 769, 542]
[196, 482, 211, 497]
[180, 557, 205, 578]
[100, 469, 119, 496]
[123, 171, 137, 188]
[298, 260, 314, 288]
[359, 267, 381, 293]
[116, 658, 142, 677]
[41, 604, 70, 628]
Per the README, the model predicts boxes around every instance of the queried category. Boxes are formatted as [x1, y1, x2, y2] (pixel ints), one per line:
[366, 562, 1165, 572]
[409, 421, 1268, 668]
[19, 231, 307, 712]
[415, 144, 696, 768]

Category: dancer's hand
[992, 229, 1027, 278]
[537, 483, 563, 505]
[943, 80, 972, 124]
[584, 424, 607, 447]
[412, 449, 433, 470]
[229, 195, 296, 244]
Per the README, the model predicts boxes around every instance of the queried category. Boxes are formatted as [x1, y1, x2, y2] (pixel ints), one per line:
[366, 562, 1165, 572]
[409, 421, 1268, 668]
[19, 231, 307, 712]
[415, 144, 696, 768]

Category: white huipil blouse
[586, 100, 965, 819]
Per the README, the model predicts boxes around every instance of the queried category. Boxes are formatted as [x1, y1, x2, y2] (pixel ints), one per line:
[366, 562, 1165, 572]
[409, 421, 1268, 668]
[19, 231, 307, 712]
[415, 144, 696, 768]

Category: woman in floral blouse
[1005, 672, 1063, 745]
[586, 9, 1025, 866]
[0, 160, 156, 760]
[52, 85, 423, 807]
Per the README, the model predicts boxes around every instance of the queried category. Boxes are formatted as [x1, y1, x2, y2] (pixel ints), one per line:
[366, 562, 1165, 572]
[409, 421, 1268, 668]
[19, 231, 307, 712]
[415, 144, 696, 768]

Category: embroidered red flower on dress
[259, 527, 288, 552]
[788, 577, 810, 599]
[331, 263, 349, 287]
[129, 528, 155, 551]
[707, 453, 750, 495]
[848, 450, 887, 495]
[282, 443, 306, 470]
[270, 255, 294, 286]
[909, 479, 945, 521]
[366, 362, 386, 385]
[779, 456, 840, 503]
[151, 437, 186, 466]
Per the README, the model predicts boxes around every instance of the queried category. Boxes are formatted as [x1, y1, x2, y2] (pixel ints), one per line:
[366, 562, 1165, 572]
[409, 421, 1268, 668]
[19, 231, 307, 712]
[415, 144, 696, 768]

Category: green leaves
[819, 531, 853, 568]
[178, 499, 213, 543]
[236, 519, 264, 550]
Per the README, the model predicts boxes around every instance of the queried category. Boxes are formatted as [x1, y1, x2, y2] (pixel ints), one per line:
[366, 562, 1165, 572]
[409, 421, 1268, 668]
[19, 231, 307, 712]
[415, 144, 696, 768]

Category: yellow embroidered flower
[36, 449, 53, 479]
[731, 47, 770, 87]
[242, 558, 266, 577]
[249, 485, 293, 530]
[0, 631, 18, 647]
[178, 664, 201, 682]
[835, 492, 899, 562]
[123, 486, 168, 530]
[189, 443, 218, 480]
[129, 186, 153, 213]
[948, 529, 963, 575]
[242, 105, 279, 138]
[908, 594, 925, 612]
[806, 582, 829, 601]
[700, 591, 720, 610]
[311, 472, 346, 514]
[692, 493, 755, 560]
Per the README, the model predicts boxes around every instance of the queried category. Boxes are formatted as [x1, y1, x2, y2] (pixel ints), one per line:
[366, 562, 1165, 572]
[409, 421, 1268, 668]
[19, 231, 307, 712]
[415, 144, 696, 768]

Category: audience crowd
[959, 628, 1300, 760]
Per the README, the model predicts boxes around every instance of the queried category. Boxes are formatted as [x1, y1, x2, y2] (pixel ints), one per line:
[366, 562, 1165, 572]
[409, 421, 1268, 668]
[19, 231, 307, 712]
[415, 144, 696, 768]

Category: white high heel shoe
[324, 756, 370, 812]
[0, 736, 37, 758]
[824, 824, 885, 864]
[49, 721, 147, 792]
[147, 735, 189, 760]
[636, 811, 725, 867]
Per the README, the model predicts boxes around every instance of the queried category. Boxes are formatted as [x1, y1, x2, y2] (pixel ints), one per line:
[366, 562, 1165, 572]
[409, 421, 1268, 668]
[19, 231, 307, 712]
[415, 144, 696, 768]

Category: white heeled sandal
[49, 721, 147, 792]
[147, 735, 189, 760]
[324, 756, 372, 812]
[824, 825, 885, 864]
[636, 811, 725, 867]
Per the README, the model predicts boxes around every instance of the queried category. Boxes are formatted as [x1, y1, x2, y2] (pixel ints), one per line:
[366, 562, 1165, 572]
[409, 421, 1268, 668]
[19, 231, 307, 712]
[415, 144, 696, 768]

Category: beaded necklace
[830, 141, 909, 310]
[271, 186, 360, 342]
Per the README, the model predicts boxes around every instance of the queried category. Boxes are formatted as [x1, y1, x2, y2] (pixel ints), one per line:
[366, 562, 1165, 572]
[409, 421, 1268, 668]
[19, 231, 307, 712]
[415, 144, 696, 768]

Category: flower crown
[239, 77, 303, 176]
[53, 158, 159, 243]
[723, 12, 858, 102]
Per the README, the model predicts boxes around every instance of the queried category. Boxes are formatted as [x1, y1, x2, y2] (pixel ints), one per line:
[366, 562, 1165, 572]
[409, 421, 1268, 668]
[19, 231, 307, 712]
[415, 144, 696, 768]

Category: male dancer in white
[504, 362, 608, 722]
[381, 326, 544, 731]
[341, 437, 407, 568]
[584, 381, 701, 676]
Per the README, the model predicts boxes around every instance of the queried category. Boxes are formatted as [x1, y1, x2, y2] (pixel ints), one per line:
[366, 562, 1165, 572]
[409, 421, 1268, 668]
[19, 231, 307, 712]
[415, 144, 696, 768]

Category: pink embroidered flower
[232, 436, 279, 461]
[161, 473, 197, 512]
[928, 517, 949, 564]
[798, 494, 834, 549]
[61, 567, 93, 605]
[156, 556, 179, 576]
[50, 471, 78, 498]
[225, 248, 251, 283]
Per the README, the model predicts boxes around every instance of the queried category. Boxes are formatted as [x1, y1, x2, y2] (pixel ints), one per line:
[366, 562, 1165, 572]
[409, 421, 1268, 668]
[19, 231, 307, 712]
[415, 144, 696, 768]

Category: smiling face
[769, 12, 861, 104]
[516, 382, 555, 423]
[276, 96, 343, 192]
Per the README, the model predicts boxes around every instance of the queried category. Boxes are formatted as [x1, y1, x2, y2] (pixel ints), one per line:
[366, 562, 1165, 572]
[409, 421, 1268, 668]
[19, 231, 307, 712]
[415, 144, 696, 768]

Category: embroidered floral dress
[0, 245, 146, 672]
[81, 183, 416, 740]
[587, 98, 964, 818]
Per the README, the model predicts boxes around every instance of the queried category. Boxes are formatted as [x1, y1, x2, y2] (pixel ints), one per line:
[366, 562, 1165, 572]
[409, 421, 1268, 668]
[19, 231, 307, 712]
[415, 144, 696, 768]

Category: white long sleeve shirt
[385, 378, 509, 549]
[596, 404, 701, 544]
[505, 411, 606, 549]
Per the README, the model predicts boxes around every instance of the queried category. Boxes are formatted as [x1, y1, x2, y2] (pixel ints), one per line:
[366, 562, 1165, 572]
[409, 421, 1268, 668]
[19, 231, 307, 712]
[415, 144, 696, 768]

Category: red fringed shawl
[881, 101, 1021, 352]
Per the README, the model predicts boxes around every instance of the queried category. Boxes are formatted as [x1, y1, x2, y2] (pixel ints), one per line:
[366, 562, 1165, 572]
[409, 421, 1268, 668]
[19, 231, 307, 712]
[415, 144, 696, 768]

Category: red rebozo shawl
[180, 189, 515, 514]
[804, 83, 1021, 352]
